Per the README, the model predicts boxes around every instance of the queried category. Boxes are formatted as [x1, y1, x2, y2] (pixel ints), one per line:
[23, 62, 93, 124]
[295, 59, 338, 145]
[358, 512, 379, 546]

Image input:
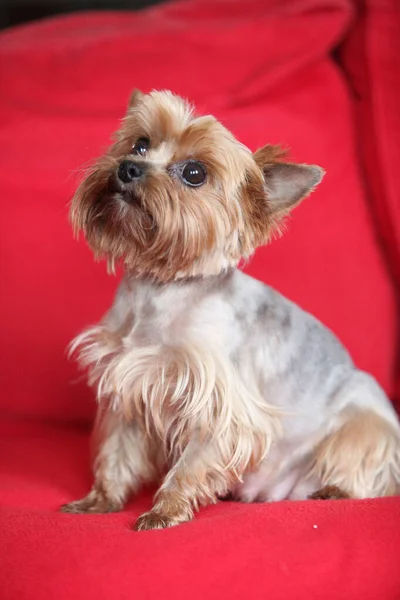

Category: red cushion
[0, 0, 397, 422]
[340, 0, 400, 403]
[1, 418, 400, 600]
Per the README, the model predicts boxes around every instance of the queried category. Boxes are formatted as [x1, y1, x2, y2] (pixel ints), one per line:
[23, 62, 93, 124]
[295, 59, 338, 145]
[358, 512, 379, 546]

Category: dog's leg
[308, 410, 400, 500]
[134, 440, 230, 530]
[61, 404, 156, 514]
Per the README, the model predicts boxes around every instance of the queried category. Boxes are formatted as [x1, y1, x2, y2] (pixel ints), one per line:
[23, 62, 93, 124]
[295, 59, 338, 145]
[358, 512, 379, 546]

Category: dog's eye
[181, 161, 207, 187]
[132, 138, 150, 156]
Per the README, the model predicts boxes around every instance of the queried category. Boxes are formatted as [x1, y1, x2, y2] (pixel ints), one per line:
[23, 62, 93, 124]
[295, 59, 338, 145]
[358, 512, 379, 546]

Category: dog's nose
[118, 160, 143, 183]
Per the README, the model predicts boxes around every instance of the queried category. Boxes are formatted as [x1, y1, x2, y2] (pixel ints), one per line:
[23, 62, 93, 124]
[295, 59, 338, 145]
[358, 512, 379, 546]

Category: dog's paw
[61, 490, 122, 514]
[308, 485, 350, 500]
[133, 510, 190, 531]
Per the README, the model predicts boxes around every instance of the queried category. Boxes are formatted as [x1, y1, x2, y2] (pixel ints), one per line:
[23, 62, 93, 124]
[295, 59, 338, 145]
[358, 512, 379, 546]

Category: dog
[61, 89, 400, 530]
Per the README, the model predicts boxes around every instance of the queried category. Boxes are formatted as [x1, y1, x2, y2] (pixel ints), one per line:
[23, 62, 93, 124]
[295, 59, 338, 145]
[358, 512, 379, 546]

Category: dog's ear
[253, 145, 325, 217]
[128, 89, 144, 109]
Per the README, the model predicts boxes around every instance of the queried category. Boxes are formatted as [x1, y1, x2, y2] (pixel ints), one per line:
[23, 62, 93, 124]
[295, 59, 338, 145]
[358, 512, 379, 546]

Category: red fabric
[340, 0, 400, 285]
[340, 0, 400, 401]
[0, 0, 398, 423]
[1, 418, 400, 600]
[0, 0, 399, 599]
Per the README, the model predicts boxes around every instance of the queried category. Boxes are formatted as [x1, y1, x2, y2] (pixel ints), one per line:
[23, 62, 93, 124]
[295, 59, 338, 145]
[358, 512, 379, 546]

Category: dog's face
[71, 90, 324, 280]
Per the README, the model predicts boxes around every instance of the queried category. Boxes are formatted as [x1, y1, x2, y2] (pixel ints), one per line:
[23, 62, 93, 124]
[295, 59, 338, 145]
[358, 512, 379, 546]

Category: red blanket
[0, 1, 399, 598]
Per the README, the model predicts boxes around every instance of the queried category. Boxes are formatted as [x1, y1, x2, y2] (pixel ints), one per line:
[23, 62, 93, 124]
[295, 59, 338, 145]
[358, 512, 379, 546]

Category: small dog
[62, 90, 400, 530]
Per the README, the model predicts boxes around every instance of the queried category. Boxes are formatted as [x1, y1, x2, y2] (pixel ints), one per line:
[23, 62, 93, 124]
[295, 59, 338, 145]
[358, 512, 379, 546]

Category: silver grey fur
[99, 268, 399, 502]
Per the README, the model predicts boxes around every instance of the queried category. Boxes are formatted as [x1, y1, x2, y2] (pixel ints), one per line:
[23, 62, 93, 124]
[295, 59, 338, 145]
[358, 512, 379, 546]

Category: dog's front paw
[61, 489, 122, 514]
[308, 485, 350, 500]
[133, 510, 191, 531]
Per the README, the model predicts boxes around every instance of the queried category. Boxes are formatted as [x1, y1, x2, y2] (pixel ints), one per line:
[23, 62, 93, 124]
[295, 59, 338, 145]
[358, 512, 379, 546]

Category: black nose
[117, 160, 143, 183]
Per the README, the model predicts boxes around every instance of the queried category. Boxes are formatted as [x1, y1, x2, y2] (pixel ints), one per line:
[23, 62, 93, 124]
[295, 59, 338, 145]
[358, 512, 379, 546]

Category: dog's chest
[125, 278, 241, 350]
[100, 271, 293, 402]
[93, 275, 272, 443]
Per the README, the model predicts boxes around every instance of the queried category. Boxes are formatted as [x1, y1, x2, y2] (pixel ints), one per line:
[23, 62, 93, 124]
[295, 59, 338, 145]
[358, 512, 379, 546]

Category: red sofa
[1, 1, 399, 598]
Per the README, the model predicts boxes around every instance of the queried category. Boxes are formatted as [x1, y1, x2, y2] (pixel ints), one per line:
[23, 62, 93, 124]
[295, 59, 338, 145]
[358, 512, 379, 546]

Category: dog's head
[71, 90, 324, 280]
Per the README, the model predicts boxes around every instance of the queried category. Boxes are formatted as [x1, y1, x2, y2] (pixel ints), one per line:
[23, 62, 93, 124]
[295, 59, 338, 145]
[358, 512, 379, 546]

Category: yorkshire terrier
[62, 90, 400, 530]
